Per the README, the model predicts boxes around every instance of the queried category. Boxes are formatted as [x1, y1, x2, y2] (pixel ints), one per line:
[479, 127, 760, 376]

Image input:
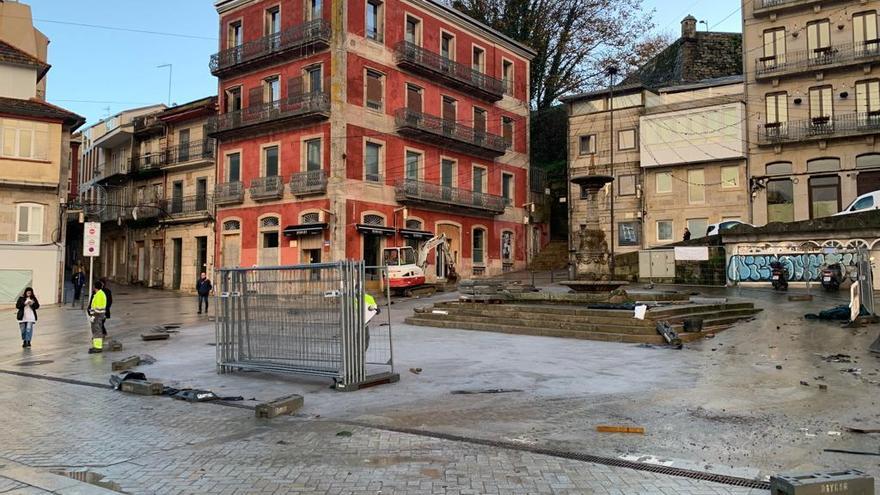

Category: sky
[26, 0, 742, 126]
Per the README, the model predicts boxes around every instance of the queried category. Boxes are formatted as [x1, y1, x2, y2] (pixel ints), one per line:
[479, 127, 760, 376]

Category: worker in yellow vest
[88, 281, 108, 354]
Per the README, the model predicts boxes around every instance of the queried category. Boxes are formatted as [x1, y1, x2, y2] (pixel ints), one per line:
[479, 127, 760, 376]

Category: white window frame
[364, 68, 385, 112]
[656, 220, 673, 242]
[404, 147, 423, 181]
[721, 166, 739, 189]
[502, 172, 514, 205]
[365, 0, 384, 43]
[404, 13, 423, 46]
[261, 142, 281, 177]
[856, 79, 880, 114]
[0, 118, 49, 160]
[15, 203, 44, 244]
[471, 44, 486, 73]
[363, 138, 385, 182]
[301, 135, 323, 172]
[578, 134, 596, 155]
[656, 171, 672, 194]
[765, 92, 788, 124]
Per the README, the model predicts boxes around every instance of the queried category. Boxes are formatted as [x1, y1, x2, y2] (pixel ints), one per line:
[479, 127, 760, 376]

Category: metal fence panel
[215, 260, 396, 390]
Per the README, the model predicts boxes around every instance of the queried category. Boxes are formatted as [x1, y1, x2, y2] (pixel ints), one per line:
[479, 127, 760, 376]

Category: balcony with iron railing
[394, 41, 505, 102]
[214, 181, 245, 206]
[94, 153, 131, 183]
[290, 170, 327, 196]
[755, 41, 880, 80]
[757, 111, 880, 145]
[163, 140, 216, 169]
[132, 114, 163, 135]
[130, 152, 164, 175]
[753, 0, 848, 16]
[250, 175, 285, 201]
[160, 194, 212, 222]
[395, 179, 506, 216]
[395, 108, 508, 158]
[209, 19, 331, 77]
[206, 92, 330, 138]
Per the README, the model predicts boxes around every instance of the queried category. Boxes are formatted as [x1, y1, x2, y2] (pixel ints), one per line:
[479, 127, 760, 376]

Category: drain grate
[340, 421, 771, 490]
[15, 360, 53, 366]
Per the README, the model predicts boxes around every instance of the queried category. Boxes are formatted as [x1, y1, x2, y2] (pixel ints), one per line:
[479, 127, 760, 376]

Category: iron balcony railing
[132, 114, 162, 134]
[210, 19, 331, 75]
[130, 152, 164, 174]
[164, 139, 215, 167]
[214, 181, 245, 205]
[162, 194, 212, 218]
[207, 92, 330, 136]
[395, 108, 508, 155]
[757, 111, 880, 144]
[755, 40, 880, 78]
[755, 0, 847, 12]
[290, 170, 327, 195]
[395, 179, 506, 215]
[250, 175, 285, 200]
[394, 41, 505, 100]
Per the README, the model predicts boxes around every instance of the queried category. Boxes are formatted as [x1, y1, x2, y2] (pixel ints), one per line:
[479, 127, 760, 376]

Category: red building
[210, 0, 536, 280]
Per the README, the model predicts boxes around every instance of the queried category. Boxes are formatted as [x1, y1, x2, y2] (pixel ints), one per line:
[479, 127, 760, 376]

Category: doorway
[435, 223, 461, 278]
[136, 241, 146, 282]
[363, 234, 382, 278]
[196, 236, 207, 277]
[172, 238, 182, 290]
[222, 234, 240, 267]
[150, 239, 164, 287]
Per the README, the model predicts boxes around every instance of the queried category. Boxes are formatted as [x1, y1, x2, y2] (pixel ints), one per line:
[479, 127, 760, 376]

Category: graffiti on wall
[727, 252, 857, 282]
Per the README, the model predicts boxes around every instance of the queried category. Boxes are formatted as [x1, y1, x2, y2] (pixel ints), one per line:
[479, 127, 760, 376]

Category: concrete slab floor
[2, 283, 879, 489]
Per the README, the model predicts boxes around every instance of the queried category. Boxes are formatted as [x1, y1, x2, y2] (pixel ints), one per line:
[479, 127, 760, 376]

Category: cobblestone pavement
[0, 373, 763, 494]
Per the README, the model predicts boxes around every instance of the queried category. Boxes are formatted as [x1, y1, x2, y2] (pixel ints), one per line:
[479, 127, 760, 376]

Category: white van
[834, 190, 880, 216]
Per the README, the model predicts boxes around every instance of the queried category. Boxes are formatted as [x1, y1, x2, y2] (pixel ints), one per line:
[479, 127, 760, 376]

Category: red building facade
[210, 0, 535, 279]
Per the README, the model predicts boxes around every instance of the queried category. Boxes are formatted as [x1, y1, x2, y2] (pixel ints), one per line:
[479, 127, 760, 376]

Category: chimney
[681, 15, 697, 38]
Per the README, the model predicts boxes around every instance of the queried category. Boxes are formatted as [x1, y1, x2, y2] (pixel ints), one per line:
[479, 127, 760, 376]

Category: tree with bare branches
[448, 0, 662, 109]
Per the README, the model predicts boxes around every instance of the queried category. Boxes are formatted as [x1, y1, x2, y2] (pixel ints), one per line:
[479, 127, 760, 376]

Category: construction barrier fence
[215, 260, 397, 390]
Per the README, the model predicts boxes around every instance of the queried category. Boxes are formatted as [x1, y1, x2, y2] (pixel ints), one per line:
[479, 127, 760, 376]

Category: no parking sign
[83, 222, 101, 257]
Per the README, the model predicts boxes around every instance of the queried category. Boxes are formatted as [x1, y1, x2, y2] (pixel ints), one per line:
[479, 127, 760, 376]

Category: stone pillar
[328, 0, 348, 262]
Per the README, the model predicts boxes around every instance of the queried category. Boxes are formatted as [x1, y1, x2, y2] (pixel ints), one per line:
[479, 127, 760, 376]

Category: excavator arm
[416, 234, 449, 270]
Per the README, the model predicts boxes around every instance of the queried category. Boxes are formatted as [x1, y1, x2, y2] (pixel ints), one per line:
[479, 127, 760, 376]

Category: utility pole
[157, 64, 172, 106]
[607, 65, 618, 276]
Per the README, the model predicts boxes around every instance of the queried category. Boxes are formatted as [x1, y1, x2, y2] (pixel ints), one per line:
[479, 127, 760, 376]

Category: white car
[706, 220, 750, 237]
[834, 190, 880, 216]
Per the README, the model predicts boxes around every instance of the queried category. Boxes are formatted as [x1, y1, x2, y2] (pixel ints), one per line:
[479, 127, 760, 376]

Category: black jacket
[196, 278, 213, 296]
[15, 296, 40, 322]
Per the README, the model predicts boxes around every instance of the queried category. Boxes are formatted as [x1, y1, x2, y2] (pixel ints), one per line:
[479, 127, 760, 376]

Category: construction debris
[450, 388, 523, 395]
[408, 368, 422, 374]
[845, 426, 880, 433]
[819, 353, 853, 363]
[655, 321, 682, 348]
[255, 394, 303, 418]
[111, 356, 140, 371]
[771, 470, 874, 493]
[141, 332, 170, 341]
[596, 425, 645, 434]
[120, 379, 163, 396]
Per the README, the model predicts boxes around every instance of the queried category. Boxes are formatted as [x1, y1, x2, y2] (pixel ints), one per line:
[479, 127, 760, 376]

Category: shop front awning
[398, 228, 434, 240]
[355, 224, 396, 236]
[283, 222, 328, 236]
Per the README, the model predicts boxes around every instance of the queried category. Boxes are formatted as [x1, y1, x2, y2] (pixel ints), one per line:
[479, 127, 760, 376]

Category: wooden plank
[596, 425, 645, 434]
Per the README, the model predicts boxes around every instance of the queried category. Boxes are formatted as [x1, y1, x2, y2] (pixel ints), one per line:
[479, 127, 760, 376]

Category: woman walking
[15, 287, 39, 348]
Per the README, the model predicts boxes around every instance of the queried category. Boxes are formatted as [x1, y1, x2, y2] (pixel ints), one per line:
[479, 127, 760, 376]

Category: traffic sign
[83, 222, 101, 257]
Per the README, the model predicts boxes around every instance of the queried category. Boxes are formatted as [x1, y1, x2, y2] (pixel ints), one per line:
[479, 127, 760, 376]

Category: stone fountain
[562, 167, 629, 293]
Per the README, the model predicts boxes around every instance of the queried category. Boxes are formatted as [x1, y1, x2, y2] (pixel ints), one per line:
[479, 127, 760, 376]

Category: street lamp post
[607, 66, 618, 276]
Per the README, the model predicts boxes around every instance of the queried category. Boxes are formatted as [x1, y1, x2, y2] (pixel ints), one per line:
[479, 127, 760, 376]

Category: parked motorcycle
[770, 260, 788, 291]
[821, 263, 844, 291]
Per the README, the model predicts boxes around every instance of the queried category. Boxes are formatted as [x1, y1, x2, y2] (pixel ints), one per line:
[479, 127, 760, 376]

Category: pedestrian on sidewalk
[99, 278, 113, 338]
[196, 272, 213, 314]
[15, 287, 39, 348]
[683, 228, 691, 241]
[71, 266, 85, 302]
[88, 281, 107, 354]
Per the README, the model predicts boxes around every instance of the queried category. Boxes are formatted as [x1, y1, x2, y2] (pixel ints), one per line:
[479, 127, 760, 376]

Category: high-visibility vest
[91, 290, 107, 313]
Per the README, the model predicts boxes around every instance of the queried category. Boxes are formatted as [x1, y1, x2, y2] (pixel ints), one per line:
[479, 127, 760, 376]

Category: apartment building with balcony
[78, 98, 217, 292]
[210, 0, 535, 279]
[564, 17, 742, 265]
[0, 0, 84, 304]
[745, 0, 880, 224]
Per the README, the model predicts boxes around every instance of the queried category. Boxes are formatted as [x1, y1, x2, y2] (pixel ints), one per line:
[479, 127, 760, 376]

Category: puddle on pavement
[15, 360, 53, 366]
[52, 470, 126, 492]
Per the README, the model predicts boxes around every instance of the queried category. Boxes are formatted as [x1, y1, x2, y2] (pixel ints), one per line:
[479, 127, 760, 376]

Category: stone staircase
[405, 301, 761, 344]
[527, 240, 569, 271]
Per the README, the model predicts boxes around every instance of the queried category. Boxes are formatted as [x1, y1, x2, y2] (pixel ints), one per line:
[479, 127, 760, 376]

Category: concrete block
[770, 469, 873, 495]
[111, 356, 140, 371]
[107, 340, 123, 352]
[255, 394, 304, 418]
[141, 332, 170, 341]
[120, 379, 163, 396]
